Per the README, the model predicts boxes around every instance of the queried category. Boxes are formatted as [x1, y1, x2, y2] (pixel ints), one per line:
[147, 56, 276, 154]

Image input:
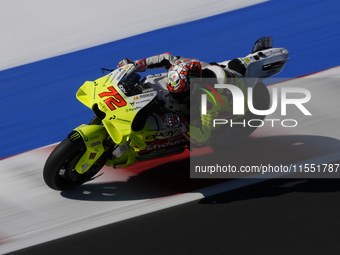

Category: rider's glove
[162, 113, 188, 133]
[134, 59, 147, 72]
[117, 58, 133, 68]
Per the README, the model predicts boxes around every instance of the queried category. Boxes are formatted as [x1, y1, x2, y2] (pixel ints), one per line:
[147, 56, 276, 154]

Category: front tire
[43, 138, 89, 191]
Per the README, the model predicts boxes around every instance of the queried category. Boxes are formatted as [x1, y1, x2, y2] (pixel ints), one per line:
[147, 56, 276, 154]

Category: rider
[117, 53, 247, 146]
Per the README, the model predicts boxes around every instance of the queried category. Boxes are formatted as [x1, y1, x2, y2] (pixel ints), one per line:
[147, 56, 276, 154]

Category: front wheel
[43, 138, 102, 191]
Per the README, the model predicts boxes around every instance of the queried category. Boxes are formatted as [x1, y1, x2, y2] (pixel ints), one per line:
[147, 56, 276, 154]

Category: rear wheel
[43, 138, 104, 191]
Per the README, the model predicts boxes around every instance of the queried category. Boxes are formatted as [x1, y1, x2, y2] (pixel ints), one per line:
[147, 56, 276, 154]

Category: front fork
[68, 123, 109, 174]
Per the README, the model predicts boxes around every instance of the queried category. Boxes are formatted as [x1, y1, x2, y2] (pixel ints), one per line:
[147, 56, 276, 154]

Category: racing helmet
[167, 59, 202, 98]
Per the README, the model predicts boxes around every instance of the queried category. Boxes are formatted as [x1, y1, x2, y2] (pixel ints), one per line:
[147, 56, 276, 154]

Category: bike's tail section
[220, 37, 289, 82]
[242, 47, 289, 80]
[252, 36, 273, 53]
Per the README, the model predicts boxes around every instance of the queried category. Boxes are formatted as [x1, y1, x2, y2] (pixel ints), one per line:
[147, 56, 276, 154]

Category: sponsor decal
[142, 88, 155, 93]
[109, 115, 131, 123]
[145, 136, 188, 150]
[89, 153, 97, 159]
[125, 106, 143, 112]
[139, 92, 155, 99]
[134, 92, 156, 101]
[84, 134, 100, 142]
[135, 99, 151, 105]
[91, 141, 101, 147]
[69, 132, 81, 141]
[145, 130, 180, 140]
[81, 163, 89, 173]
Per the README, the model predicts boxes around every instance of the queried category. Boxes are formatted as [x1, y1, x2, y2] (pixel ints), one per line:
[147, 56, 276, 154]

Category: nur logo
[201, 84, 312, 116]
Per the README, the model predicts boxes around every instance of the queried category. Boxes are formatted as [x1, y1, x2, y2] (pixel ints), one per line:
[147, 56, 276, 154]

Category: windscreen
[118, 67, 142, 96]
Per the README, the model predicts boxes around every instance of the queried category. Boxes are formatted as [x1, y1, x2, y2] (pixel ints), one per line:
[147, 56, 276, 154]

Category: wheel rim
[59, 150, 84, 183]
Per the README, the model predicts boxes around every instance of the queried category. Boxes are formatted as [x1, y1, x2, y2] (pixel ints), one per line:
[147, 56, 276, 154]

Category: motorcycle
[43, 37, 289, 190]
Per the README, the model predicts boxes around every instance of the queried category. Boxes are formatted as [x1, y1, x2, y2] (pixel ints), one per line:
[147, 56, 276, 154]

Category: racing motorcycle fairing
[76, 64, 157, 146]
[72, 64, 161, 173]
